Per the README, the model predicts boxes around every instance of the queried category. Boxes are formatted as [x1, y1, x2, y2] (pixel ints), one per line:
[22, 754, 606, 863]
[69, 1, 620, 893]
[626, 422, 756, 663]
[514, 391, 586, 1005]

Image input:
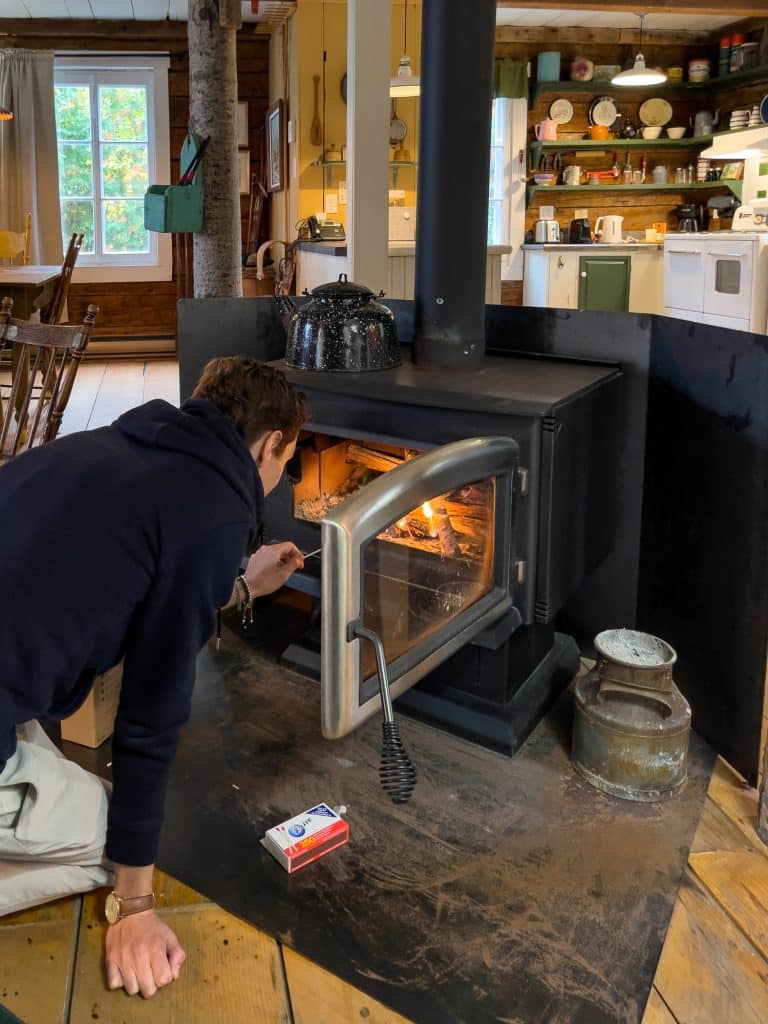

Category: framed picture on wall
[237, 101, 248, 148]
[239, 151, 250, 194]
[266, 99, 285, 193]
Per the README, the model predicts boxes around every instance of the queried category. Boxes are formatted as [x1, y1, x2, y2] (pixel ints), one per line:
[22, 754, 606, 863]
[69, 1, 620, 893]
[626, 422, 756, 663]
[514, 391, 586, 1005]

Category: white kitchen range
[663, 209, 768, 333]
[663, 127, 768, 333]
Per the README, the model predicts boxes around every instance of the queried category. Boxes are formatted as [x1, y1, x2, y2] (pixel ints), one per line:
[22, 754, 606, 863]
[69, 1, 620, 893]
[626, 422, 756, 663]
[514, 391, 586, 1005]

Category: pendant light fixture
[612, 13, 667, 87]
[390, 2, 420, 97]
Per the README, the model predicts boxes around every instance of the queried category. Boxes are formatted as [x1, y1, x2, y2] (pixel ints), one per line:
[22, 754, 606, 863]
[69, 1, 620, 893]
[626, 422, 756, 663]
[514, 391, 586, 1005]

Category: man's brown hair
[192, 356, 307, 451]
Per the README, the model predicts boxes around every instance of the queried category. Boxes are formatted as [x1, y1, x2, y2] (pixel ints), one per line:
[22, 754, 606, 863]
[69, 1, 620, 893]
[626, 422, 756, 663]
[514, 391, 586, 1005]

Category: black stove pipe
[413, 0, 497, 369]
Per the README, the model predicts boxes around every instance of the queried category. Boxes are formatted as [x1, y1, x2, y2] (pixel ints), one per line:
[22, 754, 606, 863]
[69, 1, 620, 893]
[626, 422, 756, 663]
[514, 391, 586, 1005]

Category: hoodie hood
[115, 398, 263, 525]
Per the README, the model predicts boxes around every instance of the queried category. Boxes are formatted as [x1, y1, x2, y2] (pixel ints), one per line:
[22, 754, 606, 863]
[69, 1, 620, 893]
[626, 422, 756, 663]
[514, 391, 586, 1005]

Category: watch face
[105, 892, 120, 925]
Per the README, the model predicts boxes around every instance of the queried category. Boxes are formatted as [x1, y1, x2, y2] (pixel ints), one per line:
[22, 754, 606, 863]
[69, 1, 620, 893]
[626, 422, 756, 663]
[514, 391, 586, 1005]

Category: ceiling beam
[495, 26, 712, 46]
[0, 19, 188, 41]
[496, 0, 767, 14]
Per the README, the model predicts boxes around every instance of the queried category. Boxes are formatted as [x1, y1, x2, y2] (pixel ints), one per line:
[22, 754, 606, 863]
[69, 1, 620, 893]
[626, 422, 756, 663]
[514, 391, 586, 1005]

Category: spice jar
[718, 37, 731, 77]
[688, 59, 710, 83]
[730, 33, 745, 73]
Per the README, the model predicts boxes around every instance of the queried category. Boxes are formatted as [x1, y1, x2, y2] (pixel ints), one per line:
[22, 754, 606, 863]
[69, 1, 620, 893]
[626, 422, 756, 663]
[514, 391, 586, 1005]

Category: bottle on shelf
[718, 37, 731, 78]
[730, 33, 745, 73]
[611, 152, 620, 180]
[622, 154, 633, 184]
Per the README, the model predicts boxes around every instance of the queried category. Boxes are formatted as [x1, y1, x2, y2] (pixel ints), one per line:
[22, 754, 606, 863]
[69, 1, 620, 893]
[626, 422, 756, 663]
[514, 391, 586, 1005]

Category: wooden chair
[0, 297, 98, 460]
[0, 212, 31, 266]
[41, 232, 84, 325]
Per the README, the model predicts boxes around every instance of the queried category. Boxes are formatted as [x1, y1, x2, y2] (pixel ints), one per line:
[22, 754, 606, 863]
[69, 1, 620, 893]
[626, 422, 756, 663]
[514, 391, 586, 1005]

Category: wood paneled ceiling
[0, 1, 294, 21]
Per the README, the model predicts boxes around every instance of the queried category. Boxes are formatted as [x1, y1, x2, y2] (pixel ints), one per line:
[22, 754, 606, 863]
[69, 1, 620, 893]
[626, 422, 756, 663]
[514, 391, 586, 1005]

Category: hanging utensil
[389, 99, 407, 147]
[310, 73, 322, 147]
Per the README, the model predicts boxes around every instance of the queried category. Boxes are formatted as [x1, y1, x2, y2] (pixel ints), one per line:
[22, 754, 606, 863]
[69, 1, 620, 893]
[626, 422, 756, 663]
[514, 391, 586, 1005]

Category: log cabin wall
[495, 22, 768, 240]
[0, 19, 270, 344]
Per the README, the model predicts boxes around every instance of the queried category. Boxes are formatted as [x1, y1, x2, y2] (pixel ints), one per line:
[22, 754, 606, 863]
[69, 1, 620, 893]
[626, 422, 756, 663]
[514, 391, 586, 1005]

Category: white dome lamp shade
[612, 13, 667, 87]
[390, 3, 420, 97]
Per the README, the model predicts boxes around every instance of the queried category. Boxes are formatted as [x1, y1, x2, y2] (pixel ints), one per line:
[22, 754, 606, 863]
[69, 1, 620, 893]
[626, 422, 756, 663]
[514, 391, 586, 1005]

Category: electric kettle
[594, 215, 624, 244]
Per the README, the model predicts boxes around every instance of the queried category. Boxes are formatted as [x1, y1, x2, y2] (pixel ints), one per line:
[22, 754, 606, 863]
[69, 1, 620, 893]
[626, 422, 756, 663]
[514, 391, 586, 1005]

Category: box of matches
[261, 803, 349, 873]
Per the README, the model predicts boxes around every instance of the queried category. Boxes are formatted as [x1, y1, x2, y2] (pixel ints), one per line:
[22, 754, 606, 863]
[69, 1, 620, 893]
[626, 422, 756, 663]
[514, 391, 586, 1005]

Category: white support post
[346, 0, 391, 290]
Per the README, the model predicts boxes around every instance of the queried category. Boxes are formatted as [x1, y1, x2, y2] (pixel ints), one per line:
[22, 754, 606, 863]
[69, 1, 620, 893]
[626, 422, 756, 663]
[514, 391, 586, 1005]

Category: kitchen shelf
[529, 126, 766, 159]
[310, 159, 417, 186]
[526, 180, 743, 207]
[530, 64, 768, 106]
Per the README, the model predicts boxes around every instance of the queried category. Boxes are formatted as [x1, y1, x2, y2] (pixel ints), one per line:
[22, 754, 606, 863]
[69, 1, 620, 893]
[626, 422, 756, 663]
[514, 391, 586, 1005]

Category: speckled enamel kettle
[277, 275, 400, 372]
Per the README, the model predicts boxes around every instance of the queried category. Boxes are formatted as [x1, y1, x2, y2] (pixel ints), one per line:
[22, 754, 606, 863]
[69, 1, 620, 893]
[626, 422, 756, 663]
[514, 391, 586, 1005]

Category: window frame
[487, 96, 528, 282]
[54, 55, 171, 284]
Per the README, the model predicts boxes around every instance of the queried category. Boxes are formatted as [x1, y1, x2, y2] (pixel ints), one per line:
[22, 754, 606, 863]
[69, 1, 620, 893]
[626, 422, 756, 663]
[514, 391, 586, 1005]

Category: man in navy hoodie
[0, 355, 307, 998]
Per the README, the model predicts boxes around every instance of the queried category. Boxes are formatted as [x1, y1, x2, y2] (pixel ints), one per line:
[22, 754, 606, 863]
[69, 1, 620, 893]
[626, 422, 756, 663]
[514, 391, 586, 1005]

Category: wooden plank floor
[1, 360, 766, 1023]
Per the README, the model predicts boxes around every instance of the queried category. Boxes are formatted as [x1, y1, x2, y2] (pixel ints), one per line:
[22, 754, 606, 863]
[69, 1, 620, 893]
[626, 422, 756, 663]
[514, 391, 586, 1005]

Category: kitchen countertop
[297, 240, 513, 257]
[523, 242, 663, 251]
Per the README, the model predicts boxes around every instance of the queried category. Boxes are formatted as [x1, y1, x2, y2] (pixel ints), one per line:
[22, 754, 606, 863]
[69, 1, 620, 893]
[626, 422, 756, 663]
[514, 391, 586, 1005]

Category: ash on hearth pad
[158, 625, 715, 1024]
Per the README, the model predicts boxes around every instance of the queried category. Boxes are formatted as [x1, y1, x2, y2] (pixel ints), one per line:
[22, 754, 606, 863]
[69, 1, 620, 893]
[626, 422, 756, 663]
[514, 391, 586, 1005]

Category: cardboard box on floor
[60, 663, 122, 748]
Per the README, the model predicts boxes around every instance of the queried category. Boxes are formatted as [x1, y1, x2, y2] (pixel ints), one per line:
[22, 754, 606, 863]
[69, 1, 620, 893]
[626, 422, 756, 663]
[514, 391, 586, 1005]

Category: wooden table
[0, 265, 61, 319]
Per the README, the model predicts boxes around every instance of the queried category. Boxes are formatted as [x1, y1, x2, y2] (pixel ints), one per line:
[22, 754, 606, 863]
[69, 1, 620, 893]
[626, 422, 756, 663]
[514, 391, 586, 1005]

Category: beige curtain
[0, 49, 62, 265]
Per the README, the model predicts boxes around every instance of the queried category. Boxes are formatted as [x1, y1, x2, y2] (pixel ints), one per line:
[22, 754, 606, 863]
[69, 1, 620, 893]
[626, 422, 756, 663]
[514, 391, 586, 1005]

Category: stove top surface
[277, 350, 621, 418]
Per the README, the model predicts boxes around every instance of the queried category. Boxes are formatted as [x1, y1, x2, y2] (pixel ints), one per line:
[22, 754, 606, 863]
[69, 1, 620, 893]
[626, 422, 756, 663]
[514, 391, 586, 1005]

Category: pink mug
[534, 119, 558, 142]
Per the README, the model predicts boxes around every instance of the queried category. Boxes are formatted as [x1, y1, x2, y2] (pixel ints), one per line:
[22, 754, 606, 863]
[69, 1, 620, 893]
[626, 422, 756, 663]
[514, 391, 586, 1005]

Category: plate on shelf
[588, 95, 621, 127]
[549, 98, 574, 125]
[639, 98, 673, 127]
[761, 94, 768, 125]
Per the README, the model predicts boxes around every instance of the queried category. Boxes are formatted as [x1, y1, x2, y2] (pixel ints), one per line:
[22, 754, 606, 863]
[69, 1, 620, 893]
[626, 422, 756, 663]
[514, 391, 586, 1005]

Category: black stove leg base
[396, 632, 580, 757]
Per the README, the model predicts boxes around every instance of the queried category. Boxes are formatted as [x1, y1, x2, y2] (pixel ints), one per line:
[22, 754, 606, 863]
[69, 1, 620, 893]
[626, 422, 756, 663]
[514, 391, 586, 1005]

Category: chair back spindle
[0, 298, 98, 460]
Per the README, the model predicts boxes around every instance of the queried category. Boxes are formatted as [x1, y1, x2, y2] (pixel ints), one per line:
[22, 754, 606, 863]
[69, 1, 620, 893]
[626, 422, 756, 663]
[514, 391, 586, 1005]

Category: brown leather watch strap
[106, 890, 155, 923]
[118, 893, 155, 916]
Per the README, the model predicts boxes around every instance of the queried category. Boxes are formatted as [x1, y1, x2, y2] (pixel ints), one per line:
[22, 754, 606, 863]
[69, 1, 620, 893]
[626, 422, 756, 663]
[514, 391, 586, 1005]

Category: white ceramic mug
[562, 165, 582, 186]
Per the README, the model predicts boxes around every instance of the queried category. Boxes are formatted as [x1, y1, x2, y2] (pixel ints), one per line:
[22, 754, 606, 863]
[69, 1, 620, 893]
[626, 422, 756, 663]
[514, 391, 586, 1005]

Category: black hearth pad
[158, 627, 714, 1024]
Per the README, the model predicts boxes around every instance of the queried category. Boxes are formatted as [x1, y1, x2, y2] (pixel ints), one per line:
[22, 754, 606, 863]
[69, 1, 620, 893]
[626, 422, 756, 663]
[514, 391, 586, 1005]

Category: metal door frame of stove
[320, 436, 519, 738]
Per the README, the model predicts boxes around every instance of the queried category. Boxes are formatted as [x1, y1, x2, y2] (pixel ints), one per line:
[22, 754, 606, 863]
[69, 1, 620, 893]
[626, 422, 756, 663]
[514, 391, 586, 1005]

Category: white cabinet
[523, 247, 663, 313]
[547, 251, 580, 308]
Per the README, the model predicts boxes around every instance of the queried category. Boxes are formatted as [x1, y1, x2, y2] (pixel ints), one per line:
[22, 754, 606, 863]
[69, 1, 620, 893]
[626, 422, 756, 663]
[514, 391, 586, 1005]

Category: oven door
[702, 239, 754, 320]
[321, 436, 518, 738]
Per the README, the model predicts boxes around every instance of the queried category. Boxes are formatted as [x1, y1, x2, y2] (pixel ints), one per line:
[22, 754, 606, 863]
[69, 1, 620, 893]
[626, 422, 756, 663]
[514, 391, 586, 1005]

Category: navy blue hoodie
[0, 398, 263, 866]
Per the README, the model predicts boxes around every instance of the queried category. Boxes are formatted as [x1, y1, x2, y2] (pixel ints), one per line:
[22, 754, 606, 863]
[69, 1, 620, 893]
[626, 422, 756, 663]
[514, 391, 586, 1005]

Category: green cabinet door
[578, 255, 631, 312]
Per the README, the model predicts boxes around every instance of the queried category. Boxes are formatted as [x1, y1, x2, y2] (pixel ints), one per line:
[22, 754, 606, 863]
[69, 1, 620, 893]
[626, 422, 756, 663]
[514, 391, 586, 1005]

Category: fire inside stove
[293, 434, 498, 676]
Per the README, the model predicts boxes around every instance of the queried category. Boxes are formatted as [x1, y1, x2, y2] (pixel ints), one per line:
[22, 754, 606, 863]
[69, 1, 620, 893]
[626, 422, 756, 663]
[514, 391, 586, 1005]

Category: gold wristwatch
[105, 891, 155, 925]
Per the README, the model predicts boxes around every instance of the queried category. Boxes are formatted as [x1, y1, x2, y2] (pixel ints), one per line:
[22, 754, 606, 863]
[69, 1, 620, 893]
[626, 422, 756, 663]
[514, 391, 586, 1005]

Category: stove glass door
[703, 240, 754, 319]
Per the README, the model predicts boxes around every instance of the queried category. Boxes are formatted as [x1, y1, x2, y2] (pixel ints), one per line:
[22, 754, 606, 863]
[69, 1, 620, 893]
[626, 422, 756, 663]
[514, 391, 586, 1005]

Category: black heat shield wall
[412, 0, 496, 369]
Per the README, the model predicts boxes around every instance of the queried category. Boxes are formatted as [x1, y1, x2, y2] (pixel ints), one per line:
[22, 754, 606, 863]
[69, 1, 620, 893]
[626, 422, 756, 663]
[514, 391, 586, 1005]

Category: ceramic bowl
[533, 173, 556, 185]
[642, 126, 662, 139]
[666, 126, 686, 139]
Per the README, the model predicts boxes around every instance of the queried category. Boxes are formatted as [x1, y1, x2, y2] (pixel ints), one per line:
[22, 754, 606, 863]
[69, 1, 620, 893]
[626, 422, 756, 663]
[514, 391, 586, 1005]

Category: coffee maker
[568, 218, 593, 243]
[675, 203, 703, 232]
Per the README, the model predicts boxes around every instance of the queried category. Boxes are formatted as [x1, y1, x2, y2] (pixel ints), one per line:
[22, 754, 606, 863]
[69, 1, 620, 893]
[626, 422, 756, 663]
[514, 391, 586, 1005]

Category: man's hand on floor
[105, 910, 186, 998]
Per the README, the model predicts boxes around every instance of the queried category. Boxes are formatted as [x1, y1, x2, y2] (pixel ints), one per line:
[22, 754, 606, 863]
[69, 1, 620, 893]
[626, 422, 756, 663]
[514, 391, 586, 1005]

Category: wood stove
[263, 352, 623, 754]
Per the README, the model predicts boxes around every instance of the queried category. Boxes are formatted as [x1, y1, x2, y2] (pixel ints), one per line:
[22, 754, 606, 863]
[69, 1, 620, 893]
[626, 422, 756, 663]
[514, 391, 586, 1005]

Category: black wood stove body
[263, 352, 623, 754]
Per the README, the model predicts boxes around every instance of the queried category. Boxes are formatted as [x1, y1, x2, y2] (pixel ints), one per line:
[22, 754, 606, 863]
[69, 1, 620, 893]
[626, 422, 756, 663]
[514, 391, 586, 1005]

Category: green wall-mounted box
[144, 135, 204, 233]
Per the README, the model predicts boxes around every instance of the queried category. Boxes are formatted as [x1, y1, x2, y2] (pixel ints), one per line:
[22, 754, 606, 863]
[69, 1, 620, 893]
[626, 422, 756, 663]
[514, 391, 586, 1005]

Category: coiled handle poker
[353, 624, 417, 803]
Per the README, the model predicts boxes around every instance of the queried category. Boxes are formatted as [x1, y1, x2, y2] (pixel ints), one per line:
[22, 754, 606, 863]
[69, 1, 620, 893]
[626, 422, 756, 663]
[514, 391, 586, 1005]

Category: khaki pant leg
[0, 722, 112, 916]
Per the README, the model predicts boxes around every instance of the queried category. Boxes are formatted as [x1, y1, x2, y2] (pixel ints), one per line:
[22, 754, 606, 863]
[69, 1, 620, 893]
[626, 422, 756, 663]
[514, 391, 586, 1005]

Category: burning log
[345, 444, 405, 473]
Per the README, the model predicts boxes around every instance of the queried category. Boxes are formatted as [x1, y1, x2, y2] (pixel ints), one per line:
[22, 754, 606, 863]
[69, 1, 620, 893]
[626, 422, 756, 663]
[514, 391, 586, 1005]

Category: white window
[54, 56, 171, 283]
[487, 96, 528, 281]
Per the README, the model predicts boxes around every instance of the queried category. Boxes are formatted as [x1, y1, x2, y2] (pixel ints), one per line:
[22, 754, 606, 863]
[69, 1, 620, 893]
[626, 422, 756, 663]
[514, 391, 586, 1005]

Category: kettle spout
[275, 293, 297, 329]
